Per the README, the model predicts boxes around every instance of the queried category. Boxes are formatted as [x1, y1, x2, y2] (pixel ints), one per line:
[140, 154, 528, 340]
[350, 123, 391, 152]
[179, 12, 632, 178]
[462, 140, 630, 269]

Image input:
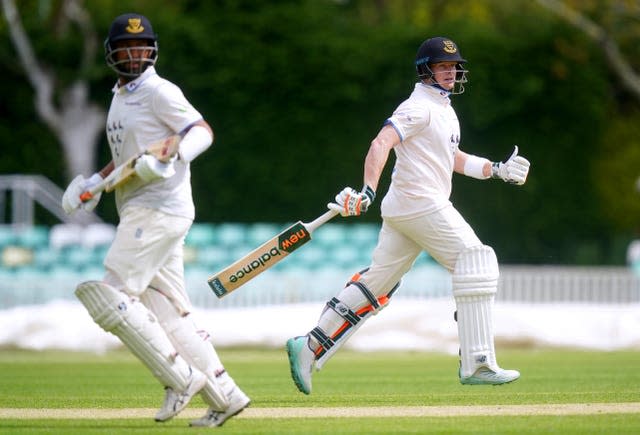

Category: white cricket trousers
[103, 205, 193, 314]
[361, 203, 483, 297]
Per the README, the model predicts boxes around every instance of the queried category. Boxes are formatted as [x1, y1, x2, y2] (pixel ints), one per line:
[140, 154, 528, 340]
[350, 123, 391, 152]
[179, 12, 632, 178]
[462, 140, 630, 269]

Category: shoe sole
[286, 338, 311, 395]
[460, 376, 520, 386]
[218, 399, 251, 427]
[189, 399, 251, 428]
[156, 371, 207, 422]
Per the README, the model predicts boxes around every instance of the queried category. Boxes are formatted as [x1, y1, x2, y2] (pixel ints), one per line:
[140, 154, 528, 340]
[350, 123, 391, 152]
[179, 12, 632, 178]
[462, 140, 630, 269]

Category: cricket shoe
[286, 336, 315, 395]
[189, 385, 251, 427]
[155, 367, 207, 422]
[459, 366, 520, 385]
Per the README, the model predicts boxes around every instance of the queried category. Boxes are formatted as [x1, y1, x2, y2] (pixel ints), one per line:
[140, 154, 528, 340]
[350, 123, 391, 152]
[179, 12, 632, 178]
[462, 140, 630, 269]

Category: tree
[1, 0, 105, 180]
[536, 0, 640, 102]
[536, 0, 640, 241]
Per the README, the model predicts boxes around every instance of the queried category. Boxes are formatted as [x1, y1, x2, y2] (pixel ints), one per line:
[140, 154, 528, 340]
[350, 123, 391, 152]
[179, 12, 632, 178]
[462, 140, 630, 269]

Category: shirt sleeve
[152, 81, 204, 133]
[386, 102, 430, 142]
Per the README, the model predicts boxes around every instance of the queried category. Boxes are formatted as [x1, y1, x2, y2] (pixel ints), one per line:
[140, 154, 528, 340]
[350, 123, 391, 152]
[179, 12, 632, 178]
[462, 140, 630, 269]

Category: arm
[454, 150, 491, 178]
[178, 119, 213, 162]
[133, 120, 212, 182]
[329, 124, 401, 217]
[152, 81, 213, 162]
[456, 146, 530, 185]
[363, 124, 401, 191]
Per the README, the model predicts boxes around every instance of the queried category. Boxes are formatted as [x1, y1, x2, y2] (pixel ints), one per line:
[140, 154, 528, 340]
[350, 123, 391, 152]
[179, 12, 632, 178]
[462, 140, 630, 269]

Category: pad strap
[313, 294, 391, 359]
[309, 327, 335, 351]
[350, 281, 380, 310]
[311, 269, 400, 367]
[346, 268, 401, 311]
[327, 297, 360, 326]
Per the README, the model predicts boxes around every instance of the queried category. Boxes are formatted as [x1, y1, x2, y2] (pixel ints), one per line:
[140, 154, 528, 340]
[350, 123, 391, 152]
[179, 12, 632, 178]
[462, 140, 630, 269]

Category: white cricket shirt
[106, 67, 203, 219]
[381, 82, 461, 218]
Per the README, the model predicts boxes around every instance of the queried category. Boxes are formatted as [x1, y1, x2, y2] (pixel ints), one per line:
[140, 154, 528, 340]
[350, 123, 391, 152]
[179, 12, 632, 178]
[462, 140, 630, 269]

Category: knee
[75, 280, 129, 331]
[452, 245, 499, 297]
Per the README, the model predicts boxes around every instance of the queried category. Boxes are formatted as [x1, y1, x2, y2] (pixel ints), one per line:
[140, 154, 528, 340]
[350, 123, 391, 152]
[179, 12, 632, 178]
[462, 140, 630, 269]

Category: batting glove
[328, 185, 376, 217]
[491, 146, 530, 185]
[62, 173, 103, 214]
[134, 153, 176, 183]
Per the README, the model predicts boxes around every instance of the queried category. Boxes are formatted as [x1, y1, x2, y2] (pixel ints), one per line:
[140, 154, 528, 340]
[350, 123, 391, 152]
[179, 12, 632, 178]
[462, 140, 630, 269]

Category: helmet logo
[125, 18, 144, 34]
[442, 40, 457, 54]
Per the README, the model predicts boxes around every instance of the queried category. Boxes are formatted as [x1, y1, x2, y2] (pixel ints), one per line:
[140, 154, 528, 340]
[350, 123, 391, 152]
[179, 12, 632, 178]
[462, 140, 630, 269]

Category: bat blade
[207, 210, 338, 298]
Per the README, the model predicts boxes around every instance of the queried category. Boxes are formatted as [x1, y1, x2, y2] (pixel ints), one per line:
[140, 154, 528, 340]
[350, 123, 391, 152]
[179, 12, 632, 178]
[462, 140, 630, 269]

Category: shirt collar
[112, 66, 157, 94]
[416, 82, 451, 103]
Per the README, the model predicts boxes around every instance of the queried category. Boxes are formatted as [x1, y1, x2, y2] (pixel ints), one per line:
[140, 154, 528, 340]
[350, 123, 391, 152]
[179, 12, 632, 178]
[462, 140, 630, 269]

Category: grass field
[0, 348, 638, 434]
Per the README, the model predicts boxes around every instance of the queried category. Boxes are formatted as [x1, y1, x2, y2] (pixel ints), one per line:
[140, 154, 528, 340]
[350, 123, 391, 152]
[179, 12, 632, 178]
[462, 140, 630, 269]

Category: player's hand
[328, 185, 376, 217]
[134, 153, 176, 183]
[491, 146, 530, 185]
[62, 173, 103, 214]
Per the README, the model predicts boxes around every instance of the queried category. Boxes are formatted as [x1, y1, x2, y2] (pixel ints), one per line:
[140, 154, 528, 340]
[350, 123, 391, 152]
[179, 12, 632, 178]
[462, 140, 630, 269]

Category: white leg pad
[199, 379, 230, 411]
[164, 321, 228, 410]
[140, 288, 229, 411]
[452, 246, 499, 378]
[141, 290, 218, 375]
[75, 281, 192, 391]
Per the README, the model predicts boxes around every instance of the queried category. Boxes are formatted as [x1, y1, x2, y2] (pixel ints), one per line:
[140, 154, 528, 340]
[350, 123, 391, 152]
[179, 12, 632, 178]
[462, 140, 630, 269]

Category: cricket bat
[208, 209, 339, 298]
[79, 134, 181, 202]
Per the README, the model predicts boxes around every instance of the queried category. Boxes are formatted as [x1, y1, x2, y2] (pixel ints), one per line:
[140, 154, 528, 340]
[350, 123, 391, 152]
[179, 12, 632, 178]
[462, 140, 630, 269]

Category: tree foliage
[2, 0, 639, 264]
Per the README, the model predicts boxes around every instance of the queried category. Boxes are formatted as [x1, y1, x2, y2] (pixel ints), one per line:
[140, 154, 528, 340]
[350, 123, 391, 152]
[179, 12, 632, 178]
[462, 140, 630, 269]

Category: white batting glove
[134, 153, 176, 183]
[61, 173, 103, 214]
[491, 146, 530, 185]
[328, 185, 376, 217]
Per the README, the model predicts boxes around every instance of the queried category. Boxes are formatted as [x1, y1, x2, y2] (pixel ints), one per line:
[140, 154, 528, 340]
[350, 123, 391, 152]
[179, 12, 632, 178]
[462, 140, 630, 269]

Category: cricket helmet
[415, 37, 468, 94]
[104, 13, 158, 78]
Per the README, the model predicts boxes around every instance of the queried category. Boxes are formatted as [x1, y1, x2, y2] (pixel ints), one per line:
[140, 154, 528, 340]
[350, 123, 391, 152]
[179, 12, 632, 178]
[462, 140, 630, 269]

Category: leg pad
[452, 246, 500, 377]
[75, 281, 192, 391]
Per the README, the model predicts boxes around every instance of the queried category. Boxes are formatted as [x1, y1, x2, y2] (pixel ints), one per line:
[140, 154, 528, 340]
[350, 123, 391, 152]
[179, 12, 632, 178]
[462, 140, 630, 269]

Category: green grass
[0, 348, 639, 433]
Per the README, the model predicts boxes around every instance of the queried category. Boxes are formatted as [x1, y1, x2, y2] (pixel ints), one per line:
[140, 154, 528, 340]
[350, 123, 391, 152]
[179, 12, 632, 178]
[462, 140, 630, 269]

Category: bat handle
[307, 209, 339, 233]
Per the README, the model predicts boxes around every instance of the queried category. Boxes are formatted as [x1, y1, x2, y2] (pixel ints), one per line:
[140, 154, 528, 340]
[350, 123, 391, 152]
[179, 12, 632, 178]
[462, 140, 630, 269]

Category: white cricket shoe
[459, 366, 520, 385]
[189, 385, 251, 427]
[286, 336, 315, 395]
[155, 367, 207, 422]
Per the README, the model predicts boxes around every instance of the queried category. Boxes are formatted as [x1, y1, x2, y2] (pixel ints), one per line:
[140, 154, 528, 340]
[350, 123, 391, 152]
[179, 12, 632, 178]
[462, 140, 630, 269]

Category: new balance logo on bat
[228, 247, 281, 283]
[278, 223, 309, 253]
[208, 210, 338, 298]
[226, 223, 310, 284]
